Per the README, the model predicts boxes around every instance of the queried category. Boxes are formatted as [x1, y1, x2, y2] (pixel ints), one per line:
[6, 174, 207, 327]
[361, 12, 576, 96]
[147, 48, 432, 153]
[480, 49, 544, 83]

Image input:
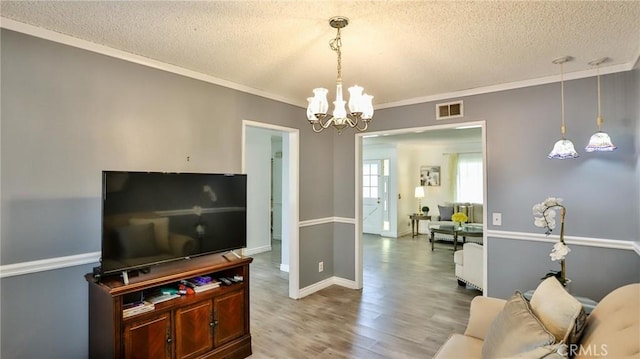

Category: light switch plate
[492, 212, 502, 226]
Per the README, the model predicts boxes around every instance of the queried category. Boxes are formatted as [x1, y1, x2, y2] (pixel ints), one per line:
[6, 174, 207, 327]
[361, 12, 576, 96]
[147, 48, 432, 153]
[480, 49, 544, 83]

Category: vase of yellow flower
[533, 197, 570, 286]
[451, 212, 468, 230]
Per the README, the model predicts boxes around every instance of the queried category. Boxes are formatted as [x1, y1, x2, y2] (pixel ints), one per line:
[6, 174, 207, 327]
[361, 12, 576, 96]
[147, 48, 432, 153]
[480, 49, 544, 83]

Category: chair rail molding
[0, 251, 100, 278]
[2, 228, 634, 279]
[486, 229, 638, 252]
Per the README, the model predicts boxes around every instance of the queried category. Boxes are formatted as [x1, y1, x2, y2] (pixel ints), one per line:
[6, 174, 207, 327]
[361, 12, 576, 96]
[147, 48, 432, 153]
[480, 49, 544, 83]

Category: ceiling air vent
[436, 100, 463, 120]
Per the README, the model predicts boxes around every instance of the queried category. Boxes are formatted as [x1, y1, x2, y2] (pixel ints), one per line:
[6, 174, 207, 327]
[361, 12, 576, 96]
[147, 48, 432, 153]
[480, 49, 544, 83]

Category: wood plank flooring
[248, 234, 481, 358]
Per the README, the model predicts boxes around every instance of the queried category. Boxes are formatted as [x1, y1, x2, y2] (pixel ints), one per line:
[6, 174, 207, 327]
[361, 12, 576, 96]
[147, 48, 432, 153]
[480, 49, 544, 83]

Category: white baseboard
[299, 217, 355, 227]
[297, 276, 358, 298]
[280, 264, 290, 272]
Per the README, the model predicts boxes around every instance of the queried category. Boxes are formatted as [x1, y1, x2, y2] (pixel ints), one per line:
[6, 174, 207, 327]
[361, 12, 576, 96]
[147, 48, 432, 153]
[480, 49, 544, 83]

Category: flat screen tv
[100, 171, 247, 276]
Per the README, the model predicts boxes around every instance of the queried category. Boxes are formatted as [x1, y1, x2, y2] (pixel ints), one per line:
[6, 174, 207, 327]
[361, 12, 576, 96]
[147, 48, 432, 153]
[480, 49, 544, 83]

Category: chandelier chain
[330, 27, 342, 81]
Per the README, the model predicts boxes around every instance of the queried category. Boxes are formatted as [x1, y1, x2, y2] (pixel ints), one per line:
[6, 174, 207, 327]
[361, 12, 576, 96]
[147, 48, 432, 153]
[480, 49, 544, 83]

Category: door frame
[242, 120, 300, 299]
[355, 121, 488, 295]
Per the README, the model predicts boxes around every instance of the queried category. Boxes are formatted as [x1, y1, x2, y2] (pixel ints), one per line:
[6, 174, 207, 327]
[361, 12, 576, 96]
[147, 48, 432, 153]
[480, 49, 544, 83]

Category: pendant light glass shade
[585, 58, 616, 152]
[585, 131, 616, 152]
[548, 139, 579, 159]
[548, 56, 579, 160]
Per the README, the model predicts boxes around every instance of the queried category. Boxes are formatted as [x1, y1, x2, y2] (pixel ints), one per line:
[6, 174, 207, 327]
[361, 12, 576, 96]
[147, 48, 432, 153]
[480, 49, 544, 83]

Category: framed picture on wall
[420, 165, 441, 186]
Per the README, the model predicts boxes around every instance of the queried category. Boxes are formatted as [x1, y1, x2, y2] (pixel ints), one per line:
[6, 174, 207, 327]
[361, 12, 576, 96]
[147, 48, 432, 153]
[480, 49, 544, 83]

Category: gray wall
[1, 27, 639, 358]
[364, 69, 640, 300]
[0, 29, 336, 358]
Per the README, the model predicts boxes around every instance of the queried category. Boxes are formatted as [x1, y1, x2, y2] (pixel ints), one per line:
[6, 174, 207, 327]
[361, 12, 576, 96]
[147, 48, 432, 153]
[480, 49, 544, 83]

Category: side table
[409, 214, 431, 238]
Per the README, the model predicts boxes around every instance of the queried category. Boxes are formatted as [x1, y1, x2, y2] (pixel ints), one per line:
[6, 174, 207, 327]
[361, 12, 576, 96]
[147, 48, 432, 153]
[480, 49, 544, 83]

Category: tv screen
[100, 171, 247, 275]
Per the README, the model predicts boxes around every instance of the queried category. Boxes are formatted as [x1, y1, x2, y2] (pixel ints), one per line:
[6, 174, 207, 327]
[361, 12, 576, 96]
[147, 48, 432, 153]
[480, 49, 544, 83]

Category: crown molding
[376, 61, 635, 110]
[3, 17, 638, 112]
[0, 17, 302, 108]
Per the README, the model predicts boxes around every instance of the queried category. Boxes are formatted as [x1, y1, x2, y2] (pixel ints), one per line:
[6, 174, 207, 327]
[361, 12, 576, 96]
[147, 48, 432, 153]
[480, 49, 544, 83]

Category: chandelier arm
[345, 115, 358, 128]
[311, 122, 325, 133]
[354, 120, 369, 132]
[317, 115, 335, 130]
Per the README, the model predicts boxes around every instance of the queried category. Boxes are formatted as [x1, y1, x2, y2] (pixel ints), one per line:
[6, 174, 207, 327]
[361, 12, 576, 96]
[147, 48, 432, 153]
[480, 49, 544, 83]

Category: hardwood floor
[248, 234, 481, 358]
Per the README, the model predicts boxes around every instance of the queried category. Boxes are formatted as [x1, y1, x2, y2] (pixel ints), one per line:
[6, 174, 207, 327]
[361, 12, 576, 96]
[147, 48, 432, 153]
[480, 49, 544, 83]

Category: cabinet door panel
[175, 300, 214, 359]
[123, 313, 171, 359]
[214, 289, 245, 347]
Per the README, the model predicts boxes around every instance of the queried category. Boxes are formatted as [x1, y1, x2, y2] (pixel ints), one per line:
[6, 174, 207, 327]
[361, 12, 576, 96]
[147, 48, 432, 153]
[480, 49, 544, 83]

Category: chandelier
[306, 17, 374, 134]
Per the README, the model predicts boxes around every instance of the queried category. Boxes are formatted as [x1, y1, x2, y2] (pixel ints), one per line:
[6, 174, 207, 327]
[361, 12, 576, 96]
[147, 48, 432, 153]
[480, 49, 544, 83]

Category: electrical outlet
[318, 261, 324, 272]
[492, 212, 502, 226]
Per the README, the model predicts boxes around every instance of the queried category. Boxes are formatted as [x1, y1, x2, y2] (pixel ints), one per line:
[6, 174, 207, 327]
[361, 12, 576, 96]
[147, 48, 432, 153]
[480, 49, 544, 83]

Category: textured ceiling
[1, 1, 639, 109]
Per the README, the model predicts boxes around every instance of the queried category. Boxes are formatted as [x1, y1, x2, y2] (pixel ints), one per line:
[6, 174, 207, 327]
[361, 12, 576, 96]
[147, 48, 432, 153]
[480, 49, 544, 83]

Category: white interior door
[362, 160, 383, 234]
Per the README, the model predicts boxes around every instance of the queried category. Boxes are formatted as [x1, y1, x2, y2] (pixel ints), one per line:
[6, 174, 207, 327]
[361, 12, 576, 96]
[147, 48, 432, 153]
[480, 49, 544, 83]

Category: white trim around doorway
[242, 120, 301, 299]
[355, 121, 488, 296]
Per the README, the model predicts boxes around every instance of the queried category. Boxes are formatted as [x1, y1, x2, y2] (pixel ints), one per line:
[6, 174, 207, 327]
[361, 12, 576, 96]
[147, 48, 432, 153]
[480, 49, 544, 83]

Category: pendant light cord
[560, 62, 566, 139]
[596, 65, 603, 130]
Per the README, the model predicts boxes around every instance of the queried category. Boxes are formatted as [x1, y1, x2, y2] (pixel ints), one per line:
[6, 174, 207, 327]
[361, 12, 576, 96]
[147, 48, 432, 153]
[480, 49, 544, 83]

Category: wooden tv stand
[85, 253, 253, 359]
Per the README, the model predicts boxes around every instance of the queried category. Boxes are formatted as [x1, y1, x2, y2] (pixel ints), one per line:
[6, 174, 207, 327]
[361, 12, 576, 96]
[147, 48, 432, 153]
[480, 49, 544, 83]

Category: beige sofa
[429, 202, 483, 243]
[435, 283, 640, 358]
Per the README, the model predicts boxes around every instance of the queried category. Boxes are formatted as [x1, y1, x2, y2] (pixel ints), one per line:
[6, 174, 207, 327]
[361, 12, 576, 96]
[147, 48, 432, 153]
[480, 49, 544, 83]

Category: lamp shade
[548, 139, 579, 159]
[414, 186, 425, 198]
[585, 132, 617, 152]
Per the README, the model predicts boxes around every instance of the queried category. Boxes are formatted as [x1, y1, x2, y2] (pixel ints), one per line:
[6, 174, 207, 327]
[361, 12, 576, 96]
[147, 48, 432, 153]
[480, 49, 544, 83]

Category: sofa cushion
[482, 291, 556, 358]
[438, 205, 454, 221]
[500, 345, 566, 358]
[130, 217, 170, 252]
[471, 203, 483, 224]
[575, 283, 639, 359]
[530, 277, 587, 346]
[433, 333, 483, 359]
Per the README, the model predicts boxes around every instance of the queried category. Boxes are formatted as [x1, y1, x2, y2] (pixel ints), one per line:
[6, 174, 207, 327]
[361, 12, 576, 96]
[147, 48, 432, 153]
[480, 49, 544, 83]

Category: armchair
[454, 243, 483, 291]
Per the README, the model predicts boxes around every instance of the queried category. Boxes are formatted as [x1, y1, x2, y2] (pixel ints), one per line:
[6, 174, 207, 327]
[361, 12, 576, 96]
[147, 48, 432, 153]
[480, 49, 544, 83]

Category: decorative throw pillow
[482, 291, 556, 359]
[129, 217, 170, 253]
[530, 277, 587, 346]
[115, 223, 157, 258]
[438, 205, 454, 221]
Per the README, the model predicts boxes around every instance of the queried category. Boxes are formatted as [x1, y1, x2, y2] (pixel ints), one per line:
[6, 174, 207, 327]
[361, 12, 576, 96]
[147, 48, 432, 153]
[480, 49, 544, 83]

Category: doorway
[356, 121, 487, 294]
[242, 120, 300, 299]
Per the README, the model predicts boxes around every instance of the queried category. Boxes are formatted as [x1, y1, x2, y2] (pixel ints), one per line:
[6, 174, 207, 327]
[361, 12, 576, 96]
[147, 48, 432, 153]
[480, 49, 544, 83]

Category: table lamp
[414, 186, 425, 215]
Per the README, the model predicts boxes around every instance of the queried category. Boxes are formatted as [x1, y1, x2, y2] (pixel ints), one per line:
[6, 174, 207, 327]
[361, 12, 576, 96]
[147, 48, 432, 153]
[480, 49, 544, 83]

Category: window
[363, 162, 379, 199]
[456, 153, 483, 203]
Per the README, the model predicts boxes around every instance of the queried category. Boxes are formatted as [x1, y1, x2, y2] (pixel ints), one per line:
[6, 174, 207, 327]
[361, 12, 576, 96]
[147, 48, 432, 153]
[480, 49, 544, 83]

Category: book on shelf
[122, 301, 155, 318]
[185, 278, 221, 293]
[147, 293, 181, 304]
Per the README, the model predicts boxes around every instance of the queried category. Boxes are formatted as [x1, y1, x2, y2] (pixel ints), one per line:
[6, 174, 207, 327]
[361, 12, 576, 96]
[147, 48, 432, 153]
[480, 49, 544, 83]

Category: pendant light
[585, 57, 617, 152]
[548, 56, 579, 160]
